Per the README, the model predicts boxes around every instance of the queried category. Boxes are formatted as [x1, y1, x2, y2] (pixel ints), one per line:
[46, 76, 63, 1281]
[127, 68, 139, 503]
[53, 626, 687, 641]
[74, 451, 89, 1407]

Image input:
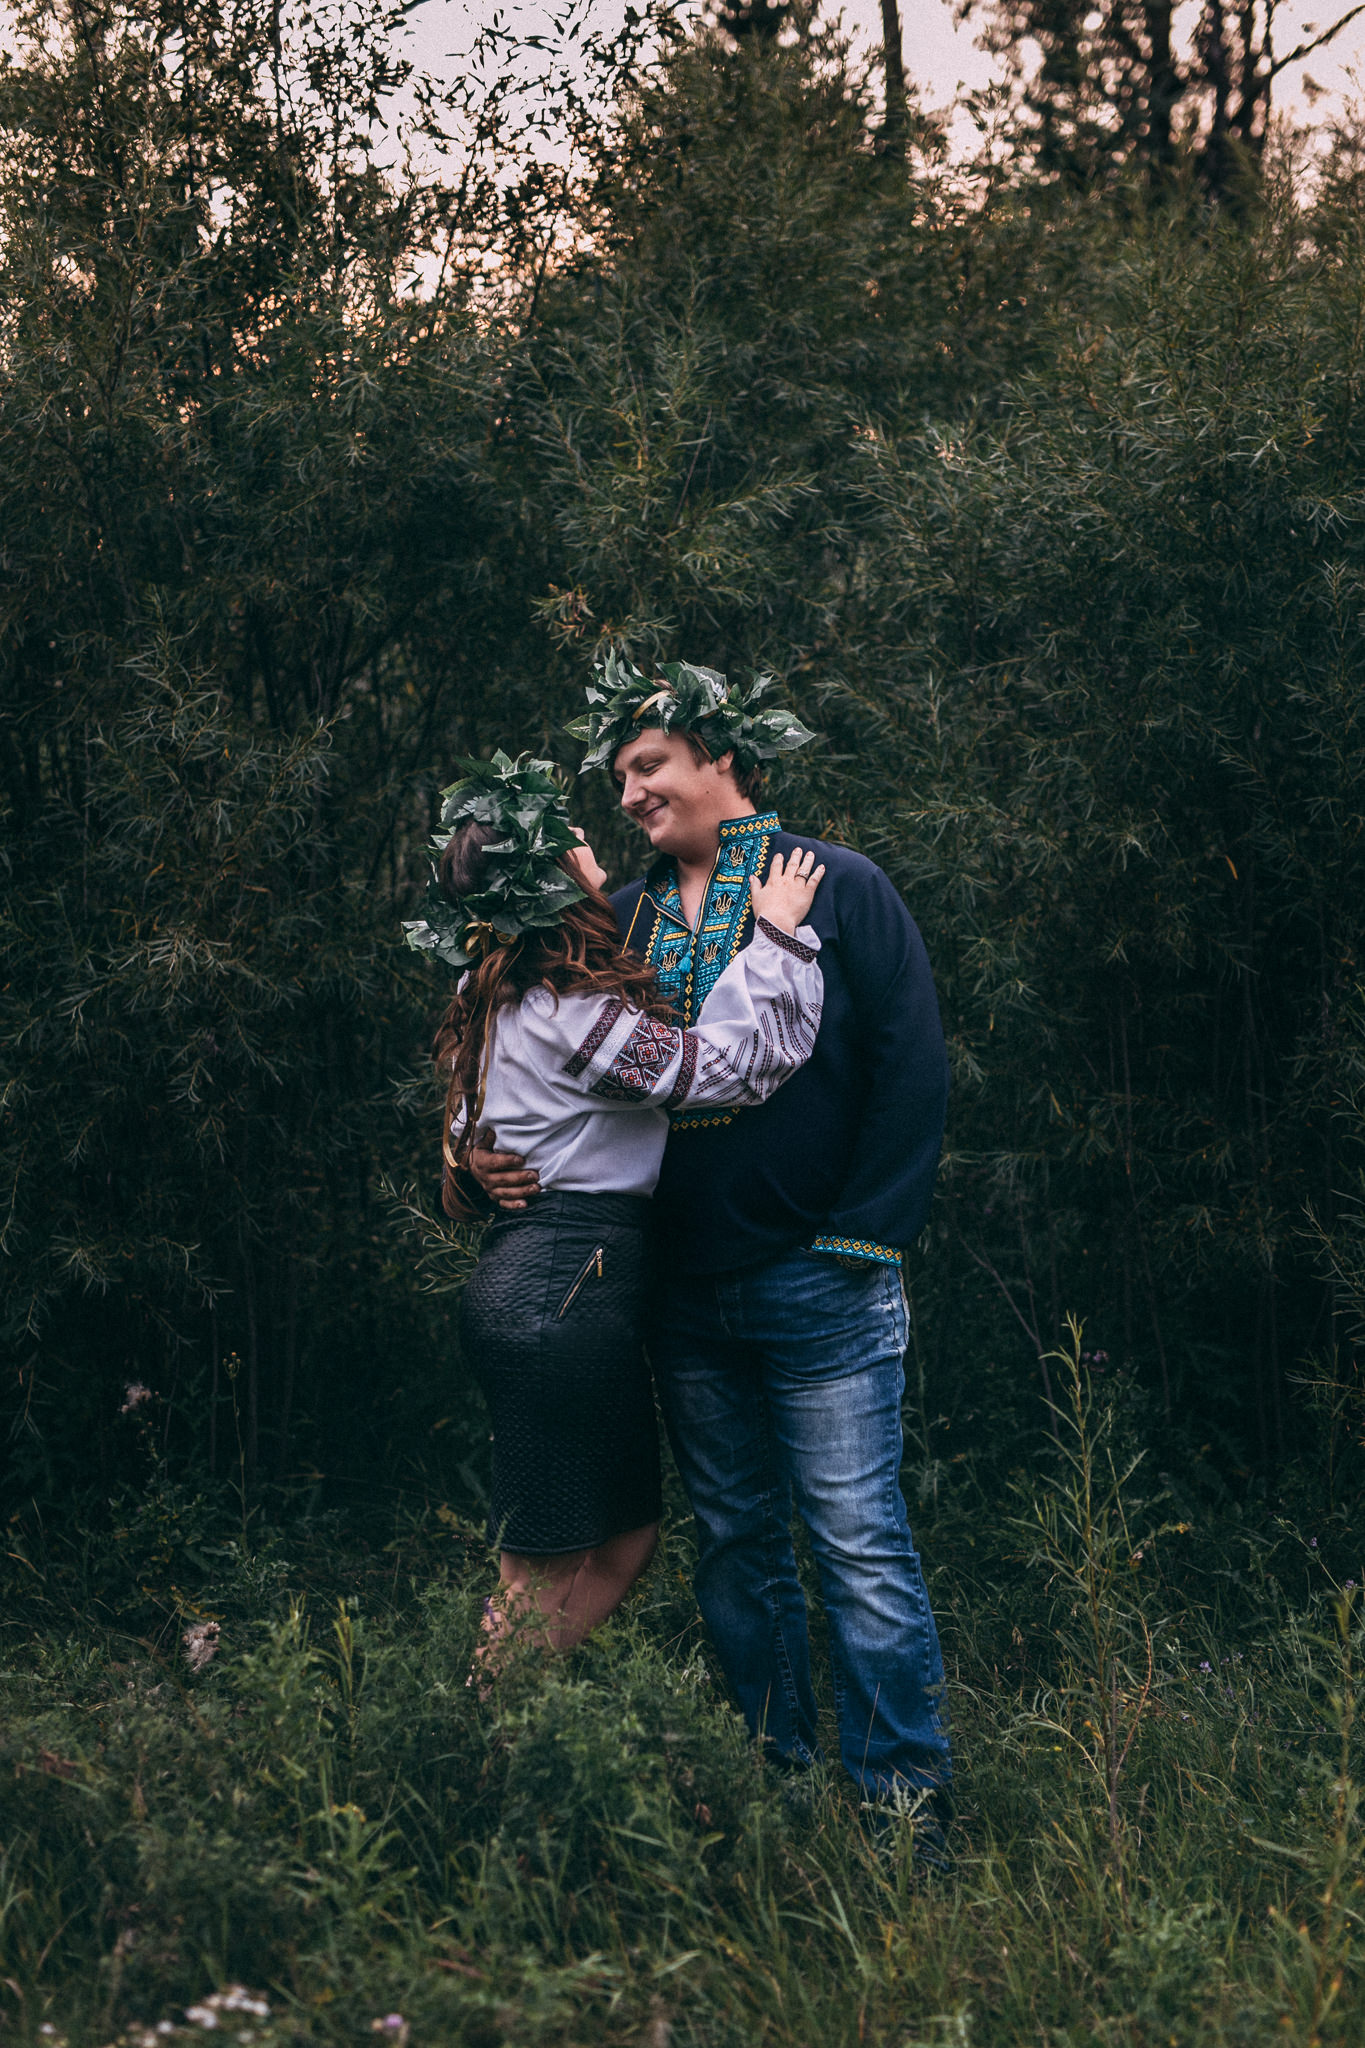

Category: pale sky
[1, 1, 1357, 152]
[401, 0, 1365, 140]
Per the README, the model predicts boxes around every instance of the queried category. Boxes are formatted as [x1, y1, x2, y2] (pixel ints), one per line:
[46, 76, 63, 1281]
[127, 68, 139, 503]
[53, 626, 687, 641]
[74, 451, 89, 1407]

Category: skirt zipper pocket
[556, 1244, 604, 1319]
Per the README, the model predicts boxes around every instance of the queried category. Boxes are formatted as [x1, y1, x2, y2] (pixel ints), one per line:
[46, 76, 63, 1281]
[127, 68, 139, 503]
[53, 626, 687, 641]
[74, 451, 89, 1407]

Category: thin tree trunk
[209, 1305, 219, 1479]
[877, 0, 909, 152]
[277, 1256, 300, 1480]
[244, 1244, 261, 1484]
[1118, 1004, 1171, 1413]
[1200, 0, 1234, 202]
[1142, 2, 1181, 181]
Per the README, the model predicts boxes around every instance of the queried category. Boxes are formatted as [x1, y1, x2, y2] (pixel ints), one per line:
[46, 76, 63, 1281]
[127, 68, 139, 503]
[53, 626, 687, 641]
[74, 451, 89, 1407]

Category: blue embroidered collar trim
[640, 812, 781, 1026]
[719, 810, 781, 842]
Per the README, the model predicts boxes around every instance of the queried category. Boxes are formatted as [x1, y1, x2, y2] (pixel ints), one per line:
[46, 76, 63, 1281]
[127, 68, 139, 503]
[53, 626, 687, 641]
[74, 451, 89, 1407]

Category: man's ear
[712, 748, 736, 778]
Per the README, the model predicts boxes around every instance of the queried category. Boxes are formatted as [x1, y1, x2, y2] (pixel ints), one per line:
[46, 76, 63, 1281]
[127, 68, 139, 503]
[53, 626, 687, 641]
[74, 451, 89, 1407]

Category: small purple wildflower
[1199, 1660, 1212, 1673]
[1310, 1537, 1318, 1549]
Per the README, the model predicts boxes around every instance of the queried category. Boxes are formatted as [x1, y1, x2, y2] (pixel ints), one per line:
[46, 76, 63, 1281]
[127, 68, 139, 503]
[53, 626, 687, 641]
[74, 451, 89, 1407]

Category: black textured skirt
[459, 1191, 662, 1555]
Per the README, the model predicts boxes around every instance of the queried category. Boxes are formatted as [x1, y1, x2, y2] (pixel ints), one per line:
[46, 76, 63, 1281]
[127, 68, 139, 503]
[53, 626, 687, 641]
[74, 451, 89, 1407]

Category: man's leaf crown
[401, 750, 586, 973]
[566, 650, 817, 775]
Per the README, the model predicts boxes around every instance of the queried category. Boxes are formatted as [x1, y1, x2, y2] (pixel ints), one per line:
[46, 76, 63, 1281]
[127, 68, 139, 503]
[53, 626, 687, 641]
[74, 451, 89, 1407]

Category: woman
[404, 752, 824, 1668]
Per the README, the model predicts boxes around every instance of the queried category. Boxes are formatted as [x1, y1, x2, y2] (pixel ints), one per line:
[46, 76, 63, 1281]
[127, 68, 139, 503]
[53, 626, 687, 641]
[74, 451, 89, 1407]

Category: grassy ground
[2, 1344, 1362, 2047]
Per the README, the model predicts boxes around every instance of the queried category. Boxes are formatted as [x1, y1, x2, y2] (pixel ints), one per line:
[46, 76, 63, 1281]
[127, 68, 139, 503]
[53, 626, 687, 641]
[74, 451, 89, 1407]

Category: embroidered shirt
[624, 811, 780, 1026]
[613, 824, 949, 1277]
[448, 920, 821, 1200]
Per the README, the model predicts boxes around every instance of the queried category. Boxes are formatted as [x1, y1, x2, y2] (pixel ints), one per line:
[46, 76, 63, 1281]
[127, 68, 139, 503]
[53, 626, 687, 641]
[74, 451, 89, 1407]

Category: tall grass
[1, 1379, 1361, 2047]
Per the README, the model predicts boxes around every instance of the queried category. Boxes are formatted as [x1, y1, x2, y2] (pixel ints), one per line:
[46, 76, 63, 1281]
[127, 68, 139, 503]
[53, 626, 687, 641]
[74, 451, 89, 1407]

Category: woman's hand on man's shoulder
[749, 848, 826, 935]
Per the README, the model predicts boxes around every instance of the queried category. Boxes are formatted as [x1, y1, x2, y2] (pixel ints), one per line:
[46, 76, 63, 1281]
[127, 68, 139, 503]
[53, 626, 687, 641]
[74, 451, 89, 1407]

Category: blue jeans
[651, 1250, 951, 1802]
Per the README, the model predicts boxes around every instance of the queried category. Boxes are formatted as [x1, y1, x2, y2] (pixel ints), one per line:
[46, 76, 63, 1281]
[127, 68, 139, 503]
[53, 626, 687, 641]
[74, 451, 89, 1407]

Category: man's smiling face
[612, 727, 747, 863]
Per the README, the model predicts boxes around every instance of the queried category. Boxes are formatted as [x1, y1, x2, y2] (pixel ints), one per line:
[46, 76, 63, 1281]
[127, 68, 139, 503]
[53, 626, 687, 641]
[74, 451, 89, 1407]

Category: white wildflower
[181, 1621, 221, 1673]
[219, 1990, 268, 2018]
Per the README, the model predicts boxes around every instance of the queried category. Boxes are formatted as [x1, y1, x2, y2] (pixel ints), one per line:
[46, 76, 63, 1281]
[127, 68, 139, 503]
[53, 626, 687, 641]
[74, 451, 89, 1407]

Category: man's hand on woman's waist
[469, 1128, 540, 1211]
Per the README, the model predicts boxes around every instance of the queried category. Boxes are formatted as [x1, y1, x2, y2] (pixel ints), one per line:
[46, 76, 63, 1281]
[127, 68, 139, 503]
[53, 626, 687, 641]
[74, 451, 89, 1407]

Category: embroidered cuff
[810, 1234, 903, 1268]
[756, 916, 818, 962]
[664, 1029, 699, 1107]
[563, 996, 626, 1078]
[670, 1107, 738, 1132]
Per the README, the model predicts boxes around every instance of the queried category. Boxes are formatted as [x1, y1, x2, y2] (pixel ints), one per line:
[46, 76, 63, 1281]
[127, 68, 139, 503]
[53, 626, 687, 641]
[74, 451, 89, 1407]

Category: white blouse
[452, 918, 823, 1198]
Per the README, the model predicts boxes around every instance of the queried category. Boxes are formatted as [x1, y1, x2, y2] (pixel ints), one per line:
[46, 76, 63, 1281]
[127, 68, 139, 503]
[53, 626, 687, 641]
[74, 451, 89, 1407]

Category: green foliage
[505, 21, 1365, 1460]
[1, 1471, 1363, 2044]
[1010, 1317, 1181, 1891]
[2, 9, 1365, 2028]
[0, 0, 1362, 1631]
[783, 212, 1365, 1450]
[0, 0, 515, 1490]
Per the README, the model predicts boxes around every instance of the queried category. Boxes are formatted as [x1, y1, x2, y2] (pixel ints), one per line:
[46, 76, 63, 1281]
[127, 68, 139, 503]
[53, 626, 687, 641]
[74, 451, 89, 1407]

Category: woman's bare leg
[484, 1548, 588, 1655]
[555, 1521, 659, 1646]
[477, 1521, 660, 1667]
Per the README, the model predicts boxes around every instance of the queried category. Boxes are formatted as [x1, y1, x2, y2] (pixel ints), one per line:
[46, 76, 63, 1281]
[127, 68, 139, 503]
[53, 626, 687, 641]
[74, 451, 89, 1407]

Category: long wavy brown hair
[431, 820, 671, 1180]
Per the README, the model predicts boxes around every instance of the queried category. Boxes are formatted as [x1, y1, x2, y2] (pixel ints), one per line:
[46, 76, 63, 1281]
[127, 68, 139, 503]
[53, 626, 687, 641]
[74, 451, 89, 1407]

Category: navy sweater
[612, 832, 949, 1276]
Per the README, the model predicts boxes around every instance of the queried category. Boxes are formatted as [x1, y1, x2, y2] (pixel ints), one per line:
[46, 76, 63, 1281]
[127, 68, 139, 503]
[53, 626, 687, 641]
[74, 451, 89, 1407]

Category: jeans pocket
[885, 1267, 910, 1351]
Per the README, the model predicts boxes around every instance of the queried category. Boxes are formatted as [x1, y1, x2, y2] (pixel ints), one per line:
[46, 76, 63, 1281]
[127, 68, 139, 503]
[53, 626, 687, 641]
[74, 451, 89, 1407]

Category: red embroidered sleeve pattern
[588, 1011, 684, 1102]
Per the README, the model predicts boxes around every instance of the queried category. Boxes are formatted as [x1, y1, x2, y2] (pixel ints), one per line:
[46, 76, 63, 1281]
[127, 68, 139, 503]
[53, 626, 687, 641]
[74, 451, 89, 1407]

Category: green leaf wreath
[402, 751, 586, 972]
[567, 651, 817, 774]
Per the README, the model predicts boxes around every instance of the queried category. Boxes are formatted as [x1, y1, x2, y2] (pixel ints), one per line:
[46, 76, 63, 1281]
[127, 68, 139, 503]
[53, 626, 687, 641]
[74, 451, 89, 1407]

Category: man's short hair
[679, 731, 767, 804]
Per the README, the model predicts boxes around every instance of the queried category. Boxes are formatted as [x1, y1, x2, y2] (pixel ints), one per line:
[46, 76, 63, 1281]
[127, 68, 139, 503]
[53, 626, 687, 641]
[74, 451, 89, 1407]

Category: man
[469, 656, 952, 1839]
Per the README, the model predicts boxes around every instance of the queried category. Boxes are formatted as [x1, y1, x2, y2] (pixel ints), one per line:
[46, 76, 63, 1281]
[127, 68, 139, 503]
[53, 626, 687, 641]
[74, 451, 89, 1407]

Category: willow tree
[0, 0, 563, 1497]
